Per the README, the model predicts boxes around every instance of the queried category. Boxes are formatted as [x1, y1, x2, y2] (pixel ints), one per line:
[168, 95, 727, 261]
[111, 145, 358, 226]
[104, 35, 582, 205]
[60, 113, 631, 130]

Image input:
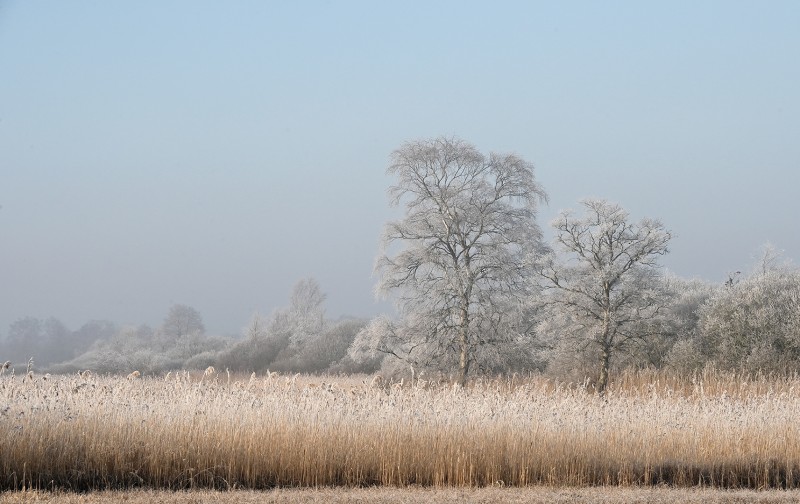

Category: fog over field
[1, 1, 798, 340]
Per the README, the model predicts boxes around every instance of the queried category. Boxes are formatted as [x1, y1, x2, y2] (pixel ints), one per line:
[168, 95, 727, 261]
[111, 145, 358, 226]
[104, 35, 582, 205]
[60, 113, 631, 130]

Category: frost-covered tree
[752, 242, 792, 277]
[352, 137, 547, 384]
[665, 243, 799, 374]
[161, 304, 205, 339]
[285, 277, 327, 346]
[220, 278, 341, 373]
[70, 320, 117, 358]
[156, 304, 206, 357]
[264, 278, 327, 350]
[694, 269, 800, 373]
[290, 317, 371, 374]
[661, 275, 718, 372]
[244, 312, 268, 342]
[538, 199, 671, 393]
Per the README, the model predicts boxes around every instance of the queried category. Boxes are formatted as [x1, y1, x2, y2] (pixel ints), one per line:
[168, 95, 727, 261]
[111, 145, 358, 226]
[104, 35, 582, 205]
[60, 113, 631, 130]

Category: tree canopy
[353, 137, 547, 383]
[538, 199, 672, 393]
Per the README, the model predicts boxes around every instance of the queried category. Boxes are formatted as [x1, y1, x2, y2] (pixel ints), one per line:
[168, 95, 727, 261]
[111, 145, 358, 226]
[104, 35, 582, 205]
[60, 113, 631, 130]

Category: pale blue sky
[1, 1, 798, 335]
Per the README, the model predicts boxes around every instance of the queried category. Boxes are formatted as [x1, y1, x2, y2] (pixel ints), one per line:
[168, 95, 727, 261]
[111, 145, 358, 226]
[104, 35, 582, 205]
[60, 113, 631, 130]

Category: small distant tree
[753, 242, 792, 277]
[221, 278, 329, 373]
[244, 312, 268, 342]
[292, 318, 370, 373]
[157, 304, 209, 364]
[352, 136, 548, 384]
[161, 304, 205, 340]
[538, 199, 671, 393]
[285, 278, 326, 346]
[70, 320, 116, 358]
[3, 317, 43, 366]
[2, 316, 70, 367]
[40, 317, 71, 364]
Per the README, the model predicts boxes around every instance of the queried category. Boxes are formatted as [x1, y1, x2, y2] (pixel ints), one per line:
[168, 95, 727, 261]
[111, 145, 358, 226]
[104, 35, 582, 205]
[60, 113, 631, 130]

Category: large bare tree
[538, 199, 671, 393]
[354, 137, 547, 384]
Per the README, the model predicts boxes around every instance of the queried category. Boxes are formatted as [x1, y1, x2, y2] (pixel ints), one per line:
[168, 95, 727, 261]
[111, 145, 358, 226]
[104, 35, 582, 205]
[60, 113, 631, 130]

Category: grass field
[2, 369, 800, 491]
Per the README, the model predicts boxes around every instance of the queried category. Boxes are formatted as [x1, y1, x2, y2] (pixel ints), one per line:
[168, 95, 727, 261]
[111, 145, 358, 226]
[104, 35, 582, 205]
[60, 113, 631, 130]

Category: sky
[1, 1, 798, 336]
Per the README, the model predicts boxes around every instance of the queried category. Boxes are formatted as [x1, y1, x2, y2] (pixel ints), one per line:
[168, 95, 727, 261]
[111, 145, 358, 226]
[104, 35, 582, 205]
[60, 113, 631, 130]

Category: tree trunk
[597, 299, 612, 395]
[458, 303, 470, 387]
[597, 345, 611, 395]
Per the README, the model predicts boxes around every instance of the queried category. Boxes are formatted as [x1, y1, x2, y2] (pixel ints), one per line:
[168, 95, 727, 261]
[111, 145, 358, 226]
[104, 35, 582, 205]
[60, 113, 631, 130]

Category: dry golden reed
[1, 370, 799, 491]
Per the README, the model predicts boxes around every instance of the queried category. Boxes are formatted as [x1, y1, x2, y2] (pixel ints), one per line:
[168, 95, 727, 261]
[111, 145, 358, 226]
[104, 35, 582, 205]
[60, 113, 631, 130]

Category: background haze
[1, 1, 798, 335]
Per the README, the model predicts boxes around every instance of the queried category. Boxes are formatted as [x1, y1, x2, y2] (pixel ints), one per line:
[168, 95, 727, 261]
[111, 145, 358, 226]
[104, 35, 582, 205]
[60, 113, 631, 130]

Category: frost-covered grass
[2, 370, 800, 490]
[4, 487, 800, 504]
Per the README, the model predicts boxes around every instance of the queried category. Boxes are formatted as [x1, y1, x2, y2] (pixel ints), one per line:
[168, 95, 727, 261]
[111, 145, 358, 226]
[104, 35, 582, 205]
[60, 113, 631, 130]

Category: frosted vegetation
[1, 138, 799, 386]
[3, 370, 800, 490]
[3, 137, 800, 495]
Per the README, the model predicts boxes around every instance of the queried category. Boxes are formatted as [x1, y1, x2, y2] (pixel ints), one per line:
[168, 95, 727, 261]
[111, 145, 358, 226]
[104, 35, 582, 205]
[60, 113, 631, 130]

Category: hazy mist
[2, 1, 798, 338]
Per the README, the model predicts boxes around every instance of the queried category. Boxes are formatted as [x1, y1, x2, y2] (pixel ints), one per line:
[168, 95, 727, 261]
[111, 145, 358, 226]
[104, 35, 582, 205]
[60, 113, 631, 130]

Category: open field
[5, 487, 800, 504]
[2, 370, 800, 491]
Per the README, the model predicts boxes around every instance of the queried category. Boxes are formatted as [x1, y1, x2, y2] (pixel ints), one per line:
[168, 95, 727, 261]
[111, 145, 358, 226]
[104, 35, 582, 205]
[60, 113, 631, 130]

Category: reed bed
[1, 370, 800, 491]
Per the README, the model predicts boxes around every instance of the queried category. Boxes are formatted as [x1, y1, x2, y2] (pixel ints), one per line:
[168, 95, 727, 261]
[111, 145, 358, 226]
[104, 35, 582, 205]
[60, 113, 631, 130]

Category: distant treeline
[2, 256, 800, 382]
[0, 279, 380, 377]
